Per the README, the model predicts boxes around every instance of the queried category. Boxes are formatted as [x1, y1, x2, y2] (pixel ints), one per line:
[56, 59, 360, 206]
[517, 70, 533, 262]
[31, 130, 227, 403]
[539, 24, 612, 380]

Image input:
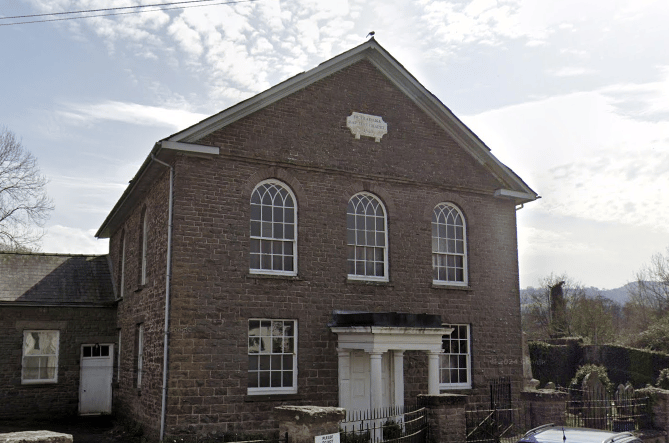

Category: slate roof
[0, 253, 116, 306]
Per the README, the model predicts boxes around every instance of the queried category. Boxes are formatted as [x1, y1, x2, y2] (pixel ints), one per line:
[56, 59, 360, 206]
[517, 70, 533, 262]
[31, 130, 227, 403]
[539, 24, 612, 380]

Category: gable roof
[166, 38, 537, 200]
[0, 253, 116, 306]
[97, 39, 537, 238]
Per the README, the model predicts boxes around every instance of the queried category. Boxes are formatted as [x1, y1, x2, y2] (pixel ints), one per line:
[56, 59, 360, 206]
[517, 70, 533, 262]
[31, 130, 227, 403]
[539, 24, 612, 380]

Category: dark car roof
[519, 425, 641, 443]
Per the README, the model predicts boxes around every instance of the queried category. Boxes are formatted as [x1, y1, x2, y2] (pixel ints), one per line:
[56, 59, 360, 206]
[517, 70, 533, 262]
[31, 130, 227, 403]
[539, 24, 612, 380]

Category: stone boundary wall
[0, 430, 73, 443]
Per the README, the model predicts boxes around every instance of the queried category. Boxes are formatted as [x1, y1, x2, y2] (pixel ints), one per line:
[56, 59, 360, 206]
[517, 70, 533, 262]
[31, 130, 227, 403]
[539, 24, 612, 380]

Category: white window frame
[439, 324, 471, 390]
[21, 330, 59, 384]
[432, 203, 468, 286]
[249, 180, 298, 276]
[247, 319, 297, 395]
[137, 324, 144, 389]
[141, 210, 148, 285]
[346, 192, 389, 282]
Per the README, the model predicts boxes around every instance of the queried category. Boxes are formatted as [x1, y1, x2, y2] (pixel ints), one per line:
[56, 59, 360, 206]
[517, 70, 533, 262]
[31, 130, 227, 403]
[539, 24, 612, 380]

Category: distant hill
[520, 282, 639, 305]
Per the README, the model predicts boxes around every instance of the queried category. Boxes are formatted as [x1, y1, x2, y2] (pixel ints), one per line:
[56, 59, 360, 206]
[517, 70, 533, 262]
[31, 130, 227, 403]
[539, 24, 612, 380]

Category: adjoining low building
[0, 253, 116, 418]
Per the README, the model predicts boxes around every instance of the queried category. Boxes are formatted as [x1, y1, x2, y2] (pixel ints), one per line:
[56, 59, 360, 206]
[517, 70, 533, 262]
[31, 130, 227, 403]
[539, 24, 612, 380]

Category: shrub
[382, 419, 402, 440]
[657, 368, 669, 389]
[569, 364, 613, 392]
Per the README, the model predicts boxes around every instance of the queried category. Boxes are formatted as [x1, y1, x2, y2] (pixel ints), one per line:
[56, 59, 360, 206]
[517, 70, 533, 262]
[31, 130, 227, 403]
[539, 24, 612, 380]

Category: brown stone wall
[158, 59, 524, 437]
[109, 167, 171, 441]
[110, 59, 525, 440]
[520, 390, 568, 429]
[0, 306, 117, 419]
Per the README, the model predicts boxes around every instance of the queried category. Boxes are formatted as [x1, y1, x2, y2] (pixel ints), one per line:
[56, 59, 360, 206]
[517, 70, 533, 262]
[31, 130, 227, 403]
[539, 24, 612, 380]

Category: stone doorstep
[0, 430, 73, 443]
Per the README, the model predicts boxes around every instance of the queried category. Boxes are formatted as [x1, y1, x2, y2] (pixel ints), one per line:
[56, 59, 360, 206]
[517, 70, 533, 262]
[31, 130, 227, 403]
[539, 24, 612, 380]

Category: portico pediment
[330, 326, 453, 353]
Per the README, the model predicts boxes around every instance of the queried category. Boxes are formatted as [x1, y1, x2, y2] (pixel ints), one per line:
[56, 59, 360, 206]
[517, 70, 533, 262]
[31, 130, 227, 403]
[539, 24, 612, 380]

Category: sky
[2, 0, 669, 290]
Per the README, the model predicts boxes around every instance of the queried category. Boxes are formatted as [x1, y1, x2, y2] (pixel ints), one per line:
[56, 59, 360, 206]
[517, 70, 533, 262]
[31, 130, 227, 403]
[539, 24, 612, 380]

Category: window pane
[273, 207, 283, 223]
[259, 355, 271, 370]
[259, 371, 270, 387]
[249, 355, 259, 370]
[283, 370, 293, 387]
[271, 371, 282, 387]
[283, 355, 293, 370]
[83, 346, 92, 357]
[248, 372, 259, 388]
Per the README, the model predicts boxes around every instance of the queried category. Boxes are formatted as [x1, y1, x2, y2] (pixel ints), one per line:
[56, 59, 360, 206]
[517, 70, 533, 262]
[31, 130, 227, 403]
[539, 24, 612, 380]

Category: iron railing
[340, 405, 428, 443]
[465, 407, 526, 443]
[564, 387, 651, 431]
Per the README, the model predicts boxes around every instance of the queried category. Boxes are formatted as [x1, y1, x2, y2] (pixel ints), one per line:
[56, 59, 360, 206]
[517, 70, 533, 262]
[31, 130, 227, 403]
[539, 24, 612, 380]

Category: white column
[427, 350, 441, 395]
[393, 350, 404, 407]
[337, 349, 351, 409]
[369, 351, 384, 411]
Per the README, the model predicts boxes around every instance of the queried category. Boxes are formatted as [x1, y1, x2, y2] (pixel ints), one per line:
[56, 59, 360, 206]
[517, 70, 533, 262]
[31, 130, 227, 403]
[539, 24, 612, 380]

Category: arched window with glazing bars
[347, 192, 388, 281]
[432, 203, 467, 285]
[250, 180, 297, 275]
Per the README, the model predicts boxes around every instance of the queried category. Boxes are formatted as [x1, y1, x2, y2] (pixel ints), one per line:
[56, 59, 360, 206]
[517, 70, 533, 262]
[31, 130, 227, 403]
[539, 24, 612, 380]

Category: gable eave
[166, 39, 537, 201]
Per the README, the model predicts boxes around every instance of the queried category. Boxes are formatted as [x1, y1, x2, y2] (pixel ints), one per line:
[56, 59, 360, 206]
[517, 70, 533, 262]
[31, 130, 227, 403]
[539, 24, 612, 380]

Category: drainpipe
[151, 153, 174, 442]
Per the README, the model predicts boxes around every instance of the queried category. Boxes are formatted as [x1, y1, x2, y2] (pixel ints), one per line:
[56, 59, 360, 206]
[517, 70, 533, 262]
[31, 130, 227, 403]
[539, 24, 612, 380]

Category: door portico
[331, 312, 452, 412]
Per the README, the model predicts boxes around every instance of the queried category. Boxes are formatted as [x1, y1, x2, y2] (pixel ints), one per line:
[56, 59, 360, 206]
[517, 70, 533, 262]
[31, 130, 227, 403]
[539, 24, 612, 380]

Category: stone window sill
[244, 393, 303, 402]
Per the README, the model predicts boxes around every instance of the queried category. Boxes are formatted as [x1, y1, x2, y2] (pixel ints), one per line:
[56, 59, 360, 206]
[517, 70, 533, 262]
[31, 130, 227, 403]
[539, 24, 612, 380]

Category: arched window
[432, 203, 467, 285]
[250, 180, 297, 275]
[347, 192, 388, 281]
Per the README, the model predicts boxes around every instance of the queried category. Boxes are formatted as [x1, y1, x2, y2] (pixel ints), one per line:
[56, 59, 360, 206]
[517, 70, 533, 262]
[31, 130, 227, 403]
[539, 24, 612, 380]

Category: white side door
[79, 344, 113, 415]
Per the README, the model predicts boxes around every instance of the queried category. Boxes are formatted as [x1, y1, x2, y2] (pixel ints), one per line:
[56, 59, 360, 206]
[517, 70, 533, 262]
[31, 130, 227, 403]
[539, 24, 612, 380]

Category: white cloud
[552, 67, 597, 77]
[463, 86, 669, 232]
[57, 101, 208, 129]
[41, 225, 109, 255]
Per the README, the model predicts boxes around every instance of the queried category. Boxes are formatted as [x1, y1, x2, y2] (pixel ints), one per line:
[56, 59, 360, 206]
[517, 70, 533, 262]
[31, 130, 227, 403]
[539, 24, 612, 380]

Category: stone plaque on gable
[346, 112, 387, 142]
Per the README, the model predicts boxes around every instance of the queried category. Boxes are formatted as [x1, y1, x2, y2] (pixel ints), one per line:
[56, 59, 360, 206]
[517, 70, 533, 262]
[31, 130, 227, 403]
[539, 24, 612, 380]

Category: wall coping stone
[0, 430, 73, 443]
[274, 406, 345, 425]
[418, 393, 467, 406]
[521, 389, 569, 401]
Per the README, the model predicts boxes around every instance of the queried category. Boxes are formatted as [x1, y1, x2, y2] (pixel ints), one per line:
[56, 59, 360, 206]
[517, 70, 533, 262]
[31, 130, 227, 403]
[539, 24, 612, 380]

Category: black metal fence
[465, 407, 525, 443]
[564, 387, 651, 432]
[340, 405, 428, 443]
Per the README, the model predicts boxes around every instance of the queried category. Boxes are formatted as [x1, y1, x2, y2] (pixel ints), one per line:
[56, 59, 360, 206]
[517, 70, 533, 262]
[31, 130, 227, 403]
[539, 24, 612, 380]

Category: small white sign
[315, 433, 340, 443]
[346, 112, 388, 142]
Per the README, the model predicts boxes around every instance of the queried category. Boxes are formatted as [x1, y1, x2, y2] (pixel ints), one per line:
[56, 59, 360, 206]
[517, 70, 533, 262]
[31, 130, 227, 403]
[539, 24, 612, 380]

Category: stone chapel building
[0, 39, 537, 441]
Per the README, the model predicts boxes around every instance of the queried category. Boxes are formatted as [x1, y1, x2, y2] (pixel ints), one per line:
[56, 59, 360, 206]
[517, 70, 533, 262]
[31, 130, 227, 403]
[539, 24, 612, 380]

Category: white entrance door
[347, 350, 392, 412]
[79, 344, 113, 415]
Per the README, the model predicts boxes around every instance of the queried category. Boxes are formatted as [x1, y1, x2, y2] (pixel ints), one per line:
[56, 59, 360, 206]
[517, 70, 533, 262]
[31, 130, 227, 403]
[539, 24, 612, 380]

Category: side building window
[250, 180, 297, 275]
[136, 324, 144, 388]
[140, 208, 148, 286]
[247, 319, 297, 395]
[432, 203, 467, 285]
[440, 324, 471, 389]
[347, 192, 388, 281]
[22, 330, 59, 384]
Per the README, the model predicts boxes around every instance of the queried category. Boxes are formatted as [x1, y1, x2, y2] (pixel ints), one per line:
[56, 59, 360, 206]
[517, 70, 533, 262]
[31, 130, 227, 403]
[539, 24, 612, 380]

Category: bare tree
[628, 248, 669, 317]
[521, 273, 587, 340]
[0, 127, 54, 250]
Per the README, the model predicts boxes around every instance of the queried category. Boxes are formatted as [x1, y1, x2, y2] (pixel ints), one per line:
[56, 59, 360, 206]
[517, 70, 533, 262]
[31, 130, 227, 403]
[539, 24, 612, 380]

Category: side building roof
[0, 253, 116, 306]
